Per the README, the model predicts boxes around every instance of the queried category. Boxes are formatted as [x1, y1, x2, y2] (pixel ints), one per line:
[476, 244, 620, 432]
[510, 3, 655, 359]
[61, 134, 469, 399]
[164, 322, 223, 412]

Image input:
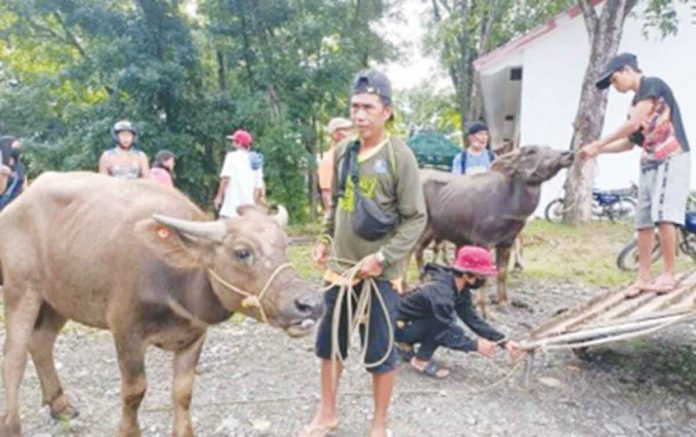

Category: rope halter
[207, 262, 294, 325]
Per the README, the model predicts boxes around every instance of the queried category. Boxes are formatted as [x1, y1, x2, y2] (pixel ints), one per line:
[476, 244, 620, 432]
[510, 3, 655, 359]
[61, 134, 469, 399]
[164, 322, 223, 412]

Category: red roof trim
[474, 0, 604, 71]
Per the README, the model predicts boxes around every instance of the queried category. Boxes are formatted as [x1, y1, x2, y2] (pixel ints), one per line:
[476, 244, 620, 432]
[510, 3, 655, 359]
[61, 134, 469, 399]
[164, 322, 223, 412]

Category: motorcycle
[616, 211, 696, 271]
[545, 183, 638, 223]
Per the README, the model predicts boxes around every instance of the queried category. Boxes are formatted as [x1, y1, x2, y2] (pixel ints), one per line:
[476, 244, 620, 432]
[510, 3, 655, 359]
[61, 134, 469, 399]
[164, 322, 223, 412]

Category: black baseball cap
[467, 121, 488, 136]
[352, 69, 392, 105]
[596, 53, 639, 90]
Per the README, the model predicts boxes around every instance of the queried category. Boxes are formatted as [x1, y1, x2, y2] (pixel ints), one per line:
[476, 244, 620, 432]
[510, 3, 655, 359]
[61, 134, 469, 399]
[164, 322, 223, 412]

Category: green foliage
[398, 84, 461, 133]
[640, 0, 688, 39]
[0, 0, 396, 220]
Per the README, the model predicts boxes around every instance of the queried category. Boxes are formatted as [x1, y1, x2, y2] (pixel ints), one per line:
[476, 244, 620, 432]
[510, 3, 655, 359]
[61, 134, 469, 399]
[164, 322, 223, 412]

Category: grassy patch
[520, 219, 692, 286]
[286, 221, 323, 237]
[288, 244, 325, 283]
[286, 219, 693, 288]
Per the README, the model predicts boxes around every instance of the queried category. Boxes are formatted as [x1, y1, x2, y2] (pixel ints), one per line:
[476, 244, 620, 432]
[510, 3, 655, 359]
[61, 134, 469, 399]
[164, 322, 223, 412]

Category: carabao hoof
[50, 403, 80, 421]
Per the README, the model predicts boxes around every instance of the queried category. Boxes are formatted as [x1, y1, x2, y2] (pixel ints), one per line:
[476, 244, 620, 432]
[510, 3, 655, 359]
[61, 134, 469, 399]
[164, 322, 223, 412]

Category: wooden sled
[517, 270, 696, 385]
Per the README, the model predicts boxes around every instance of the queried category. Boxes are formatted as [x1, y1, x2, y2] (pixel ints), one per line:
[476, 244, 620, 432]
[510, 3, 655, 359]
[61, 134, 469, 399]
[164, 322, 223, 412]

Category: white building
[474, 0, 696, 216]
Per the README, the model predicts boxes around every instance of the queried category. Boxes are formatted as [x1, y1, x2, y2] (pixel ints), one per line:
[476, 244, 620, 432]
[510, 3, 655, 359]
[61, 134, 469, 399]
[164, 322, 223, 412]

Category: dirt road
[2, 279, 696, 436]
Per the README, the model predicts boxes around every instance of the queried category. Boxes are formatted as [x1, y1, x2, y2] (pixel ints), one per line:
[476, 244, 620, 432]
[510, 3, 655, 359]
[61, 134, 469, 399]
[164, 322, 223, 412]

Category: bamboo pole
[539, 314, 695, 350]
[520, 313, 695, 350]
[580, 308, 694, 331]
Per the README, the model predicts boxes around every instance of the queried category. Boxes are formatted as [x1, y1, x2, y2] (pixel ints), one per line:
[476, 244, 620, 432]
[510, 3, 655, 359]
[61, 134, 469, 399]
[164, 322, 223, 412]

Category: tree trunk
[216, 49, 227, 91]
[455, 0, 472, 134]
[431, 0, 473, 135]
[562, 0, 639, 224]
[468, 0, 499, 123]
[305, 118, 319, 222]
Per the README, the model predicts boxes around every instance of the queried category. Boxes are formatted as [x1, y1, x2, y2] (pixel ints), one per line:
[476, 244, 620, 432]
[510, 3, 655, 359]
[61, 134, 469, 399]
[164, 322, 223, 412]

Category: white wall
[515, 1, 696, 216]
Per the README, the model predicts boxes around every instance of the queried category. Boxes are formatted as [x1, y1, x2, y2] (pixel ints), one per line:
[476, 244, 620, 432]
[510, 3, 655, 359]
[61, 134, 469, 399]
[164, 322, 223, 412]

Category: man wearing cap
[214, 129, 265, 217]
[451, 121, 496, 175]
[306, 70, 426, 437]
[317, 117, 352, 212]
[579, 53, 691, 297]
[396, 246, 521, 379]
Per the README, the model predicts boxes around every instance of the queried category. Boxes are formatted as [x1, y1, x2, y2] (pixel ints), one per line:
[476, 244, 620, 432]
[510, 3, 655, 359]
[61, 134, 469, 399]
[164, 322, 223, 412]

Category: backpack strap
[487, 149, 496, 162]
[337, 138, 397, 197]
[460, 150, 467, 174]
[337, 141, 360, 198]
[387, 139, 397, 175]
[0, 176, 20, 209]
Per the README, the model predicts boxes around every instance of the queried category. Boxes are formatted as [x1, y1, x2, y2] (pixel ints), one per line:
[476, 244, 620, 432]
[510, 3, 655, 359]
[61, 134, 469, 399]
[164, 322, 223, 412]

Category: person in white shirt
[214, 129, 264, 217]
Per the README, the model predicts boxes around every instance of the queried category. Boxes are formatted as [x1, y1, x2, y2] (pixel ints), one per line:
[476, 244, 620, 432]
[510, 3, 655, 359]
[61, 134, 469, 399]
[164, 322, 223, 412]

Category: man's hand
[578, 141, 601, 160]
[504, 340, 524, 361]
[476, 338, 497, 358]
[313, 242, 330, 270]
[213, 195, 223, 211]
[358, 253, 384, 278]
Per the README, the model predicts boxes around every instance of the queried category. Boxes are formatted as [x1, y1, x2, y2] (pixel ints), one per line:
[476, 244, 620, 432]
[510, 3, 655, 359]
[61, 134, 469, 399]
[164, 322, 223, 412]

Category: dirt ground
[2, 277, 696, 437]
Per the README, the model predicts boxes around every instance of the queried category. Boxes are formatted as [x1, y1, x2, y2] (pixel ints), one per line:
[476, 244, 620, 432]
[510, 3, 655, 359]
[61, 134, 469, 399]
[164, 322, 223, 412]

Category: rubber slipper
[397, 346, 415, 363]
[412, 360, 450, 379]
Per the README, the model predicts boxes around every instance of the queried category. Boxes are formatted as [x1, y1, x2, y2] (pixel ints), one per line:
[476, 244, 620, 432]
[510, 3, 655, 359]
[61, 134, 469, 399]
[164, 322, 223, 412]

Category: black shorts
[315, 279, 400, 374]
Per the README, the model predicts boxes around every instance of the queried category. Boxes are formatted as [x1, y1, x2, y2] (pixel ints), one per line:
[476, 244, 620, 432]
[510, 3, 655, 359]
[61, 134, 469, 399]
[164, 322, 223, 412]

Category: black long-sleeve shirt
[398, 264, 505, 345]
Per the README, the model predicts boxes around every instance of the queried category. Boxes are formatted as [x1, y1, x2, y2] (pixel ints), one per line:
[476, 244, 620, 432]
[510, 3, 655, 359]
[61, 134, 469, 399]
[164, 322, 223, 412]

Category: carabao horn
[152, 214, 227, 242]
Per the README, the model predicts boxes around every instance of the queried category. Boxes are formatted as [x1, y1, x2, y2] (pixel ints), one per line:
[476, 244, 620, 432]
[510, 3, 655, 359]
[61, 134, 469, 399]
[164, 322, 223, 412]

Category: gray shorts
[636, 152, 691, 229]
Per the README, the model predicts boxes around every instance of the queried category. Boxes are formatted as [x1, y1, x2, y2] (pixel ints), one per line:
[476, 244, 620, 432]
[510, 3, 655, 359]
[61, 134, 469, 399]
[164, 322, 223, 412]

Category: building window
[510, 67, 523, 81]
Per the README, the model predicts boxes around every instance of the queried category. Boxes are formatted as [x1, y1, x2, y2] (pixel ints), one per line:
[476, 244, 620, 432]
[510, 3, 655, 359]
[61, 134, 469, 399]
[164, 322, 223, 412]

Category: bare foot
[369, 420, 391, 437]
[299, 411, 338, 437]
[299, 420, 338, 437]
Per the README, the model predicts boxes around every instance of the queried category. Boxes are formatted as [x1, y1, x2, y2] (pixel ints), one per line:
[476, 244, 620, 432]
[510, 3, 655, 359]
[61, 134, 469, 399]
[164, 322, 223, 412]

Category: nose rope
[207, 262, 294, 325]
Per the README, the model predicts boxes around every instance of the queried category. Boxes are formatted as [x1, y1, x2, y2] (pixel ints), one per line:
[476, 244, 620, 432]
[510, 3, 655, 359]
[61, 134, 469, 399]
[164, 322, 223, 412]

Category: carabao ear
[237, 204, 289, 228]
[518, 147, 541, 180]
[135, 217, 223, 269]
[491, 148, 523, 176]
[271, 205, 289, 228]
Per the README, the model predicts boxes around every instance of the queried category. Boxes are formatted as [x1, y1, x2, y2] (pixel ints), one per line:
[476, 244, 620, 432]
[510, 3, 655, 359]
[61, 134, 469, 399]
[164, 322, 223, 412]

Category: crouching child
[396, 246, 522, 378]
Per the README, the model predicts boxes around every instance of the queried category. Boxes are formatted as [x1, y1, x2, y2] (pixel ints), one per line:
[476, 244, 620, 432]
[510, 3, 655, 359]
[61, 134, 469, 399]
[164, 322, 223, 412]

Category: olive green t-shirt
[320, 135, 427, 280]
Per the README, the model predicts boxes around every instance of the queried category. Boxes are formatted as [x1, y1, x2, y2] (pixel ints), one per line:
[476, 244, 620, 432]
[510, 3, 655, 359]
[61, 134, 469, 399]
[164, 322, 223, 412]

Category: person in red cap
[395, 246, 521, 378]
[214, 129, 265, 217]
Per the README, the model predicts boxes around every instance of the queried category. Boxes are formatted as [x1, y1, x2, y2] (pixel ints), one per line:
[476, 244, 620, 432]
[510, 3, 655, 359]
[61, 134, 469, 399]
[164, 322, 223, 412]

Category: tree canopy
[0, 0, 397, 220]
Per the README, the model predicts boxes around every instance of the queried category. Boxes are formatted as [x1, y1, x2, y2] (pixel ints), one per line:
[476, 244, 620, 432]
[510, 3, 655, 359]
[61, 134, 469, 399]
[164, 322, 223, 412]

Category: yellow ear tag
[242, 296, 260, 309]
[157, 227, 171, 239]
